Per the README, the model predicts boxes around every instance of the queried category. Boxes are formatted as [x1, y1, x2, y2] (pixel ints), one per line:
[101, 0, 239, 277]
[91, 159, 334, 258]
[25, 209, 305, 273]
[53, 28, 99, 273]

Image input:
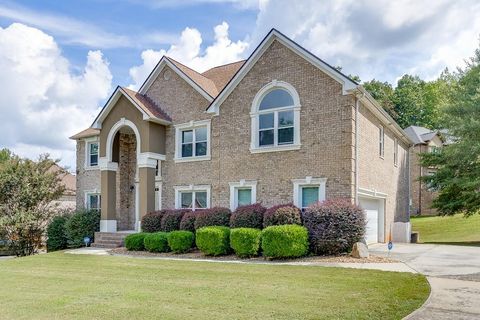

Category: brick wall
[75, 140, 101, 209]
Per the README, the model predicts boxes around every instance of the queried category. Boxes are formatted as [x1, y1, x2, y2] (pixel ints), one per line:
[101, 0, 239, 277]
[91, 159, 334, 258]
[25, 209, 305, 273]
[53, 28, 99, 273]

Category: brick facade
[116, 133, 137, 230]
[75, 140, 101, 210]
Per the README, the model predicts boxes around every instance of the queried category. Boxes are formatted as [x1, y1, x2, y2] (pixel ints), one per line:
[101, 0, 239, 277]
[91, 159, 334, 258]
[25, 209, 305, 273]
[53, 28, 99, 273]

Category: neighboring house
[70, 29, 413, 244]
[49, 164, 77, 210]
[404, 126, 444, 216]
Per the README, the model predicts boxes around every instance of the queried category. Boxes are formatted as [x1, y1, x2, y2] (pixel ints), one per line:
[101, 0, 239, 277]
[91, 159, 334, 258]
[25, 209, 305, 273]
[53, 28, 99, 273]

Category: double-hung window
[87, 141, 99, 167]
[175, 120, 211, 162]
[394, 138, 398, 166]
[379, 126, 385, 158]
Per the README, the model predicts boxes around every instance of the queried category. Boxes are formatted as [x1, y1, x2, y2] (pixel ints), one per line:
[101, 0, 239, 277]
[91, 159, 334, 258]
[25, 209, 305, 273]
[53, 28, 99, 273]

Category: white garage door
[365, 209, 379, 244]
[359, 197, 385, 244]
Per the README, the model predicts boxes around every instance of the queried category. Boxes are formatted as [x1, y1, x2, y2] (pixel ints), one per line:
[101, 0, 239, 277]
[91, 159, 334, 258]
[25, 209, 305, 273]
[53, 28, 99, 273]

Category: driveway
[370, 243, 480, 320]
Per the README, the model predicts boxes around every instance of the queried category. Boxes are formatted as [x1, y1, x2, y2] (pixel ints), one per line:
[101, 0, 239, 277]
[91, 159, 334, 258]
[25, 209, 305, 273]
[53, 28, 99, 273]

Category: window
[229, 180, 257, 210]
[87, 141, 99, 167]
[292, 177, 327, 211]
[154, 182, 162, 210]
[175, 185, 211, 210]
[394, 138, 398, 166]
[175, 120, 211, 162]
[251, 81, 301, 153]
[86, 193, 101, 210]
[379, 126, 384, 158]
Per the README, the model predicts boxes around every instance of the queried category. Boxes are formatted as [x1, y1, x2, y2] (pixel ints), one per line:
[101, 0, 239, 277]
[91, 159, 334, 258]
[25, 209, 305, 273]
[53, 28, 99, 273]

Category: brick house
[404, 126, 444, 216]
[70, 29, 413, 244]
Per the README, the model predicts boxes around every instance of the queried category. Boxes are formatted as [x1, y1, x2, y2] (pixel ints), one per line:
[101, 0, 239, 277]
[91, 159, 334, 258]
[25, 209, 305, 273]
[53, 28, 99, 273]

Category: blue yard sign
[83, 237, 91, 247]
[388, 241, 393, 250]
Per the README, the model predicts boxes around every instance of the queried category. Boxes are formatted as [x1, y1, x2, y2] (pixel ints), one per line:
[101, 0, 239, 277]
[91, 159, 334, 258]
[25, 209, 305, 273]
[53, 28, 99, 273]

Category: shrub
[125, 233, 147, 251]
[141, 211, 164, 233]
[179, 211, 196, 233]
[194, 207, 231, 230]
[230, 228, 262, 258]
[46, 215, 69, 252]
[161, 209, 188, 232]
[64, 210, 100, 248]
[261, 224, 309, 259]
[196, 226, 230, 256]
[303, 199, 366, 255]
[263, 204, 302, 228]
[168, 231, 195, 253]
[230, 203, 266, 229]
[144, 232, 169, 253]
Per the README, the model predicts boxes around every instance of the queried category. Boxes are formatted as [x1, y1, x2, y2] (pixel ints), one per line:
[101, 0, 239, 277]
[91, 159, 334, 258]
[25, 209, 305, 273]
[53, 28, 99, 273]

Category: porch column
[99, 159, 118, 232]
[137, 153, 164, 231]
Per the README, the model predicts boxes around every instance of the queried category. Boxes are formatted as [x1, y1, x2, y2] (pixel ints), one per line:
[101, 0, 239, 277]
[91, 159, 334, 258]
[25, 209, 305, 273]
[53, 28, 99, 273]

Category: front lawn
[0, 252, 428, 320]
[411, 214, 480, 246]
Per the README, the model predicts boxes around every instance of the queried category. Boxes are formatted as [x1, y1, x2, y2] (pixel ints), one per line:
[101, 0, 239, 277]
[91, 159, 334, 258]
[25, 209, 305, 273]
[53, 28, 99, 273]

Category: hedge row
[125, 230, 195, 253]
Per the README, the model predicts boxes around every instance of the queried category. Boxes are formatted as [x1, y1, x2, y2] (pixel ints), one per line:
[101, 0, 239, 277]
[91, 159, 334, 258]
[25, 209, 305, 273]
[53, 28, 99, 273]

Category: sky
[0, 0, 479, 171]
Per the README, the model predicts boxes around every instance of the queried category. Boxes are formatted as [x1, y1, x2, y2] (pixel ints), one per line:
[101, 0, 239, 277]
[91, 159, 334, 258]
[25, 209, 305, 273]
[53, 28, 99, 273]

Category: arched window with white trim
[250, 81, 301, 153]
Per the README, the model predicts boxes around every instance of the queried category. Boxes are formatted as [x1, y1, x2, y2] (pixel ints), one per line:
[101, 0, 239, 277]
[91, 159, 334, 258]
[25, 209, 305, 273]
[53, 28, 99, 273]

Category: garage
[358, 196, 385, 244]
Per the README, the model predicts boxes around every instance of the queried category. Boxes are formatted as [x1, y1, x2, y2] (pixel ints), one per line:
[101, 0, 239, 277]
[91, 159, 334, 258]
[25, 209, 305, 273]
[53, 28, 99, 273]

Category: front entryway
[359, 197, 385, 244]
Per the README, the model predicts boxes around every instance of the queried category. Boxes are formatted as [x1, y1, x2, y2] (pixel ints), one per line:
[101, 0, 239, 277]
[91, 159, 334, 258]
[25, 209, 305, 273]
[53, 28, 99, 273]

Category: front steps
[92, 231, 135, 248]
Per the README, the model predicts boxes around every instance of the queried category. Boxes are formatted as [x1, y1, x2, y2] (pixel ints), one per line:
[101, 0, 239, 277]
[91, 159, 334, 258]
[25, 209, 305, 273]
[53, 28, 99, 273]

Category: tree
[0, 155, 65, 256]
[362, 79, 397, 119]
[0, 148, 10, 163]
[420, 46, 480, 216]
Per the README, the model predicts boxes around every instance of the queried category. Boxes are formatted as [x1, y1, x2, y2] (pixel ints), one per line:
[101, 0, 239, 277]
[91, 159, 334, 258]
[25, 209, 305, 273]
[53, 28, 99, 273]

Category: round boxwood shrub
[64, 210, 100, 248]
[179, 211, 196, 233]
[303, 199, 366, 255]
[141, 211, 164, 233]
[144, 232, 169, 253]
[194, 207, 231, 230]
[46, 215, 70, 252]
[161, 209, 189, 232]
[168, 231, 195, 253]
[125, 233, 147, 251]
[230, 228, 262, 258]
[263, 204, 301, 228]
[261, 224, 309, 259]
[195, 226, 230, 256]
[230, 203, 266, 229]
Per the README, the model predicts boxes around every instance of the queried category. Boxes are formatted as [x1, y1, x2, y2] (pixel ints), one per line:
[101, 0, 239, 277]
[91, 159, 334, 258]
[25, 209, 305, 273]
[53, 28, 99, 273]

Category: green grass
[0, 253, 428, 320]
[411, 214, 480, 246]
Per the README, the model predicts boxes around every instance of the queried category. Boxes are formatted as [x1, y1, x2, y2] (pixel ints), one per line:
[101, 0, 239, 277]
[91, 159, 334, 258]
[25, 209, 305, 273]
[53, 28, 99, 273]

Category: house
[404, 126, 444, 215]
[70, 29, 413, 244]
[48, 164, 76, 210]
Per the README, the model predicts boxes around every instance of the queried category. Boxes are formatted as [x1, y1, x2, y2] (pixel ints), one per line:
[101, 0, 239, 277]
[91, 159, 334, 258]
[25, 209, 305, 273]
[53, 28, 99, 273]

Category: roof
[70, 128, 100, 140]
[48, 164, 76, 195]
[121, 87, 172, 122]
[166, 57, 219, 97]
[201, 60, 245, 94]
[404, 126, 440, 144]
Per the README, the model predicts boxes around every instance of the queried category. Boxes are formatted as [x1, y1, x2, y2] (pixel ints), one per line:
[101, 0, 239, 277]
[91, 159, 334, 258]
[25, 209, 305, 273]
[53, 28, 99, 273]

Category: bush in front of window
[179, 211, 196, 233]
[261, 224, 309, 259]
[230, 203, 266, 229]
[263, 204, 302, 228]
[230, 228, 262, 258]
[161, 209, 189, 232]
[143, 232, 170, 253]
[46, 214, 70, 252]
[168, 230, 195, 253]
[194, 207, 231, 230]
[64, 209, 100, 248]
[141, 210, 165, 233]
[302, 198, 366, 255]
[125, 233, 148, 251]
[195, 226, 230, 256]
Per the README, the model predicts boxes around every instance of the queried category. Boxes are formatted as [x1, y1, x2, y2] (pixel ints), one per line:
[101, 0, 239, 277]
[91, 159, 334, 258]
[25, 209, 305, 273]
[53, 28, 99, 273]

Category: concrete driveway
[370, 243, 480, 320]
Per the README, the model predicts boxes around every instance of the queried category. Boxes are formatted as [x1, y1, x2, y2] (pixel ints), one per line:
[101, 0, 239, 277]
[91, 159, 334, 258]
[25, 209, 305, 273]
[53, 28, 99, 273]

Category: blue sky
[0, 0, 479, 170]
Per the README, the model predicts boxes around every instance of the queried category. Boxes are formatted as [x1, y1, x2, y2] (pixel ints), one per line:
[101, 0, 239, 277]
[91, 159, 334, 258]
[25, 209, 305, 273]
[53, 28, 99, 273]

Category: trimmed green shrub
[303, 199, 366, 255]
[161, 209, 189, 232]
[230, 203, 266, 229]
[46, 215, 69, 252]
[194, 207, 231, 230]
[141, 211, 164, 233]
[261, 224, 309, 259]
[125, 233, 147, 251]
[263, 204, 302, 228]
[168, 231, 195, 253]
[230, 228, 262, 258]
[144, 232, 169, 253]
[196, 226, 230, 256]
[179, 211, 196, 233]
[64, 210, 100, 248]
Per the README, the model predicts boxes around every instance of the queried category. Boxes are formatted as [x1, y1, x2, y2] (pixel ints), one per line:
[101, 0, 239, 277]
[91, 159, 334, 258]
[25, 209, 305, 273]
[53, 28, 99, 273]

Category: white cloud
[0, 23, 112, 170]
[130, 0, 262, 10]
[128, 22, 248, 89]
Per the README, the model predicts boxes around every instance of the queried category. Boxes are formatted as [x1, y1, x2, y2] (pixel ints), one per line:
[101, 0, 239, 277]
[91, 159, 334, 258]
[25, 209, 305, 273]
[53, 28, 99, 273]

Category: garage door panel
[365, 209, 378, 244]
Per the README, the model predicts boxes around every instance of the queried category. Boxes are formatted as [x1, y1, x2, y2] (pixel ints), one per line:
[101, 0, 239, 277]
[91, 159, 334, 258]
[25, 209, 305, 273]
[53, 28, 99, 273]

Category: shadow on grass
[422, 241, 480, 247]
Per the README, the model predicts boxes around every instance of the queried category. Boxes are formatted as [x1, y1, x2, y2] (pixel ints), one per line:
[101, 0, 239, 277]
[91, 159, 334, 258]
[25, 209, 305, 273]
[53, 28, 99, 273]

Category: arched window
[250, 81, 301, 152]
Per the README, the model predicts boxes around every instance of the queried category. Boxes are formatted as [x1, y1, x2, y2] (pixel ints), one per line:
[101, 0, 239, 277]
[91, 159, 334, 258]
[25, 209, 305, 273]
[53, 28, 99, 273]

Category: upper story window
[85, 139, 99, 169]
[379, 126, 385, 158]
[174, 120, 211, 163]
[250, 81, 301, 153]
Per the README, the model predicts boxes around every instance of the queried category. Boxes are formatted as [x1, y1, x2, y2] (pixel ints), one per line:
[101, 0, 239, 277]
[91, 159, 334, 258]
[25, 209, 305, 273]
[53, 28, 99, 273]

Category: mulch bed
[109, 247, 396, 263]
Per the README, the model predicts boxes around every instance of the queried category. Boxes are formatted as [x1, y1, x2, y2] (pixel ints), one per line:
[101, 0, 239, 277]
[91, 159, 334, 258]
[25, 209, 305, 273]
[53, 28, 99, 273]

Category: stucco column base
[100, 220, 117, 232]
[100, 168, 117, 222]
[138, 167, 156, 223]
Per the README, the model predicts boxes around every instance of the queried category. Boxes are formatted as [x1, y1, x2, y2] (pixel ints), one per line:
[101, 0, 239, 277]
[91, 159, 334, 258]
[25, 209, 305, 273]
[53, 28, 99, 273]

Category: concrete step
[93, 232, 133, 248]
[91, 242, 122, 249]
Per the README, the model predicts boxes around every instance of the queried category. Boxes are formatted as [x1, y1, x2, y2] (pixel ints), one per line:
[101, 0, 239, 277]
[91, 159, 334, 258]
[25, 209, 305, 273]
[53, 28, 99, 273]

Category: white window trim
[250, 80, 301, 153]
[84, 137, 99, 170]
[174, 185, 211, 210]
[174, 120, 211, 163]
[84, 189, 101, 210]
[292, 177, 327, 208]
[229, 180, 257, 211]
[379, 125, 385, 159]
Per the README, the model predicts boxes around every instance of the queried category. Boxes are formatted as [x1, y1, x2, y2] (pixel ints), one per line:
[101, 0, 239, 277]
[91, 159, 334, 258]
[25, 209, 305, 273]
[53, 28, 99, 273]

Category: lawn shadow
[422, 241, 480, 247]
